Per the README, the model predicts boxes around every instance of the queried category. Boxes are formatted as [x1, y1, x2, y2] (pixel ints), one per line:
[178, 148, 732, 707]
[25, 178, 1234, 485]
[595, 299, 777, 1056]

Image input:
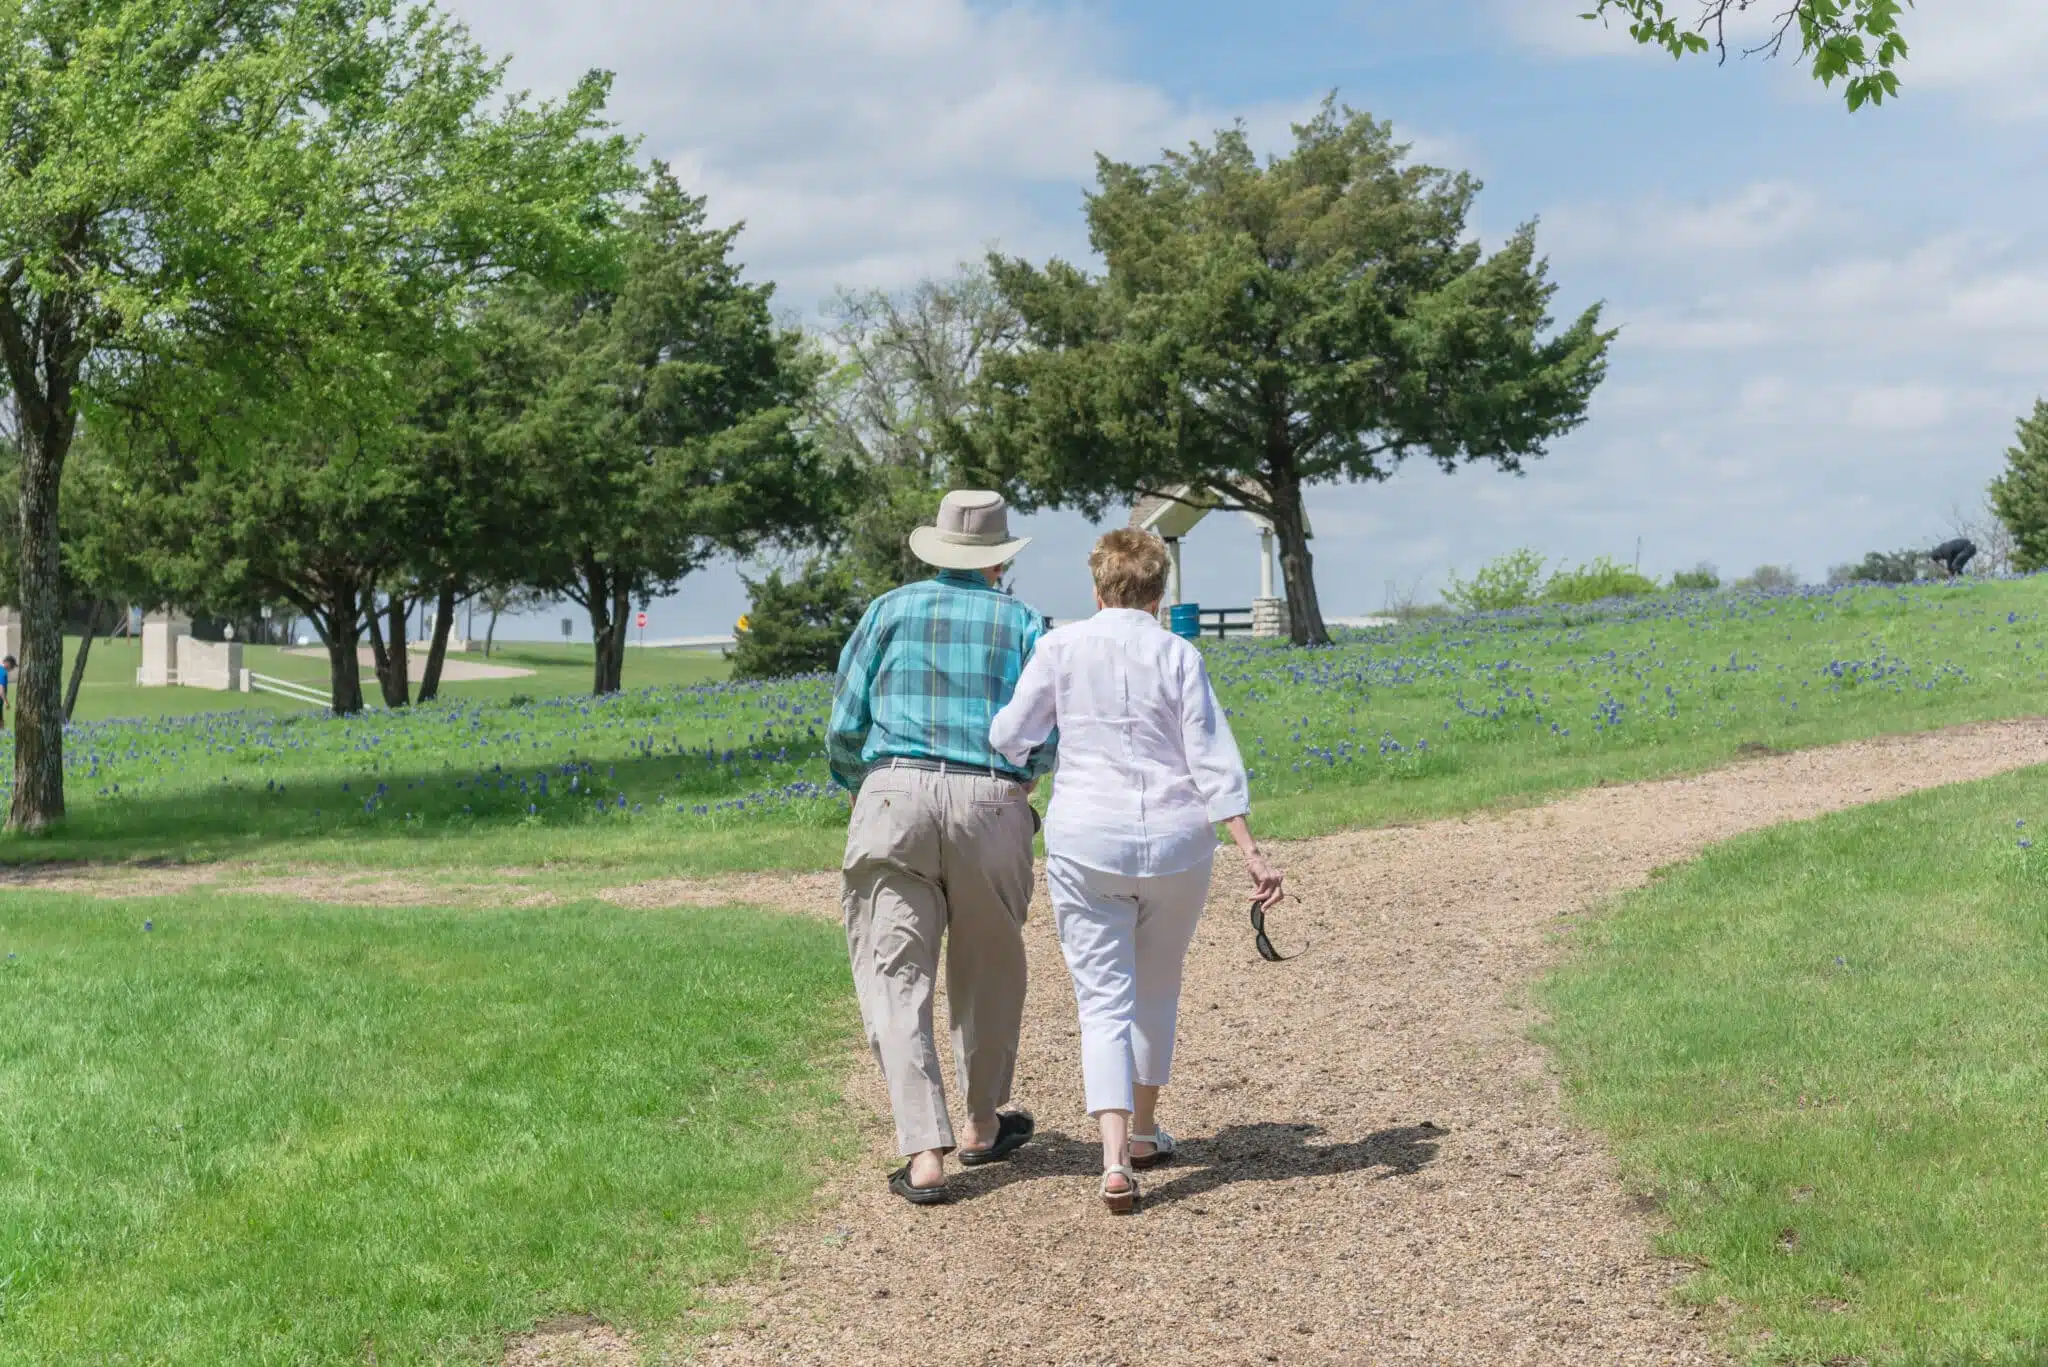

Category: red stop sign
[635, 611, 648, 629]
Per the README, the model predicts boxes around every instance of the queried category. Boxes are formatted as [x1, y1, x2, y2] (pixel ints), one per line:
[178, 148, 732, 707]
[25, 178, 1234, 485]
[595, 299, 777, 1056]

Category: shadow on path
[951, 1121, 1443, 1207]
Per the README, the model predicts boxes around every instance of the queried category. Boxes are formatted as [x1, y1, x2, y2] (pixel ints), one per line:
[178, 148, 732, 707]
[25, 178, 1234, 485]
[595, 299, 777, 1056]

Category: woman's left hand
[1245, 850, 1284, 909]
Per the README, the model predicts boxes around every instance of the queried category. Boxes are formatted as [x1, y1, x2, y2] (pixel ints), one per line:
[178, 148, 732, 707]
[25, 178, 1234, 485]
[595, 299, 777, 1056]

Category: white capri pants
[1046, 852, 1213, 1117]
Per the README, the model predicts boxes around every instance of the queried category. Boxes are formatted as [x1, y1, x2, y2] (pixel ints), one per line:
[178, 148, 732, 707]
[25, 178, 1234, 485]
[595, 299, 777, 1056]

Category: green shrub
[1828, 549, 1929, 585]
[731, 562, 867, 680]
[1543, 557, 1660, 605]
[1444, 548, 1548, 613]
[1736, 564, 1800, 591]
[1669, 562, 1720, 591]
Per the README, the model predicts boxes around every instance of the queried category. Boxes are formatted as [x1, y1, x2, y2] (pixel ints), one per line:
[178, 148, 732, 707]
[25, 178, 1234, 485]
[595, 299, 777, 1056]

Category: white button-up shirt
[990, 607, 1252, 878]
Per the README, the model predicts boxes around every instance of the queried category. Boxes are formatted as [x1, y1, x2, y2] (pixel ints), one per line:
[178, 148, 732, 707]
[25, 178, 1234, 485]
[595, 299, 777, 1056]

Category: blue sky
[439, 0, 2048, 639]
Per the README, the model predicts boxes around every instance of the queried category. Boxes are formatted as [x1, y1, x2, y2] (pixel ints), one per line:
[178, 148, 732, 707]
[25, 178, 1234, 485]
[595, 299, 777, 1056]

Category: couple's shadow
[954, 1120, 1443, 1209]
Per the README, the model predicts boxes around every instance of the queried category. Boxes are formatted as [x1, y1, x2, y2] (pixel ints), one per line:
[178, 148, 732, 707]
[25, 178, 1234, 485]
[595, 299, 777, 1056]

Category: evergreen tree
[1991, 400, 2048, 573]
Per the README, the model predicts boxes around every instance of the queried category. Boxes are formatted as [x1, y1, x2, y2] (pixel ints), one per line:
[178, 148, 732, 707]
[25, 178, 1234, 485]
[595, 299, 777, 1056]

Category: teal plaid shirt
[828, 571, 1057, 792]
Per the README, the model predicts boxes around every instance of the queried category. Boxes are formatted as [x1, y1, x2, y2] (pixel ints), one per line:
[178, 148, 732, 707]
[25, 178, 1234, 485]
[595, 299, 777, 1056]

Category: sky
[439, 0, 2048, 641]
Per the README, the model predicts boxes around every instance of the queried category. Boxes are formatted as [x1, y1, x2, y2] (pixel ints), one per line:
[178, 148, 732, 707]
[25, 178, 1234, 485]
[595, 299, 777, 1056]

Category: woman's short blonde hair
[1090, 528, 1172, 609]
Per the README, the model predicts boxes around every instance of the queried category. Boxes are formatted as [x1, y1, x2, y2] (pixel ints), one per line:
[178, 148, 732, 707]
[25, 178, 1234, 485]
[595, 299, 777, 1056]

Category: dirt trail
[678, 720, 2048, 1366]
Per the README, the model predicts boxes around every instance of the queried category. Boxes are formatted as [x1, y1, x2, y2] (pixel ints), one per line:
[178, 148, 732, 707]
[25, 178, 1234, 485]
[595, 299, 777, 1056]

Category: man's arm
[826, 602, 883, 793]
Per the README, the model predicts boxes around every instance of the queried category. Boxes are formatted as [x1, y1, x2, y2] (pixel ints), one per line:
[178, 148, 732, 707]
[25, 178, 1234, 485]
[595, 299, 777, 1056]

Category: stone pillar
[0, 606, 18, 665]
[1259, 527, 1275, 601]
[1252, 597, 1290, 639]
[139, 610, 190, 687]
[1165, 537, 1184, 606]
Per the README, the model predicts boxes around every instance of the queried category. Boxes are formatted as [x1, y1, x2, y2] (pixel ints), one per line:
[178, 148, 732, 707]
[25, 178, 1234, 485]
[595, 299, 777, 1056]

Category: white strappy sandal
[1101, 1164, 1138, 1214]
[1129, 1128, 1176, 1171]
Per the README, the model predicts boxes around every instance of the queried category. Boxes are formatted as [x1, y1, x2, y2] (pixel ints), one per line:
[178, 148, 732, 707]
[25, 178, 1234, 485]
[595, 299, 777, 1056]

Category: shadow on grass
[951, 1121, 1443, 1207]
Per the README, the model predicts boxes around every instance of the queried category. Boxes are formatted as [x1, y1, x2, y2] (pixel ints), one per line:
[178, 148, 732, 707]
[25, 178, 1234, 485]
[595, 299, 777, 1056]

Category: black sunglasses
[1250, 897, 1302, 963]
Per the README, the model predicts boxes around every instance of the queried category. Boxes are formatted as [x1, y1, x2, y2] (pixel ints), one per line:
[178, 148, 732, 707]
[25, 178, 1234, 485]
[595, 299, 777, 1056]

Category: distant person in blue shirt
[0, 655, 13, 723]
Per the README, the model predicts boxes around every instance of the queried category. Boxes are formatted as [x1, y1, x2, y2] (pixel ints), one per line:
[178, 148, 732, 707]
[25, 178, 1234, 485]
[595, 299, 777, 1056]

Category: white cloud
[442, 0, 1346, 301]
[1906, 1, 2048, 118]
[1545, 181, 1826, 264]
[1846, 383, 1953, 431]
[1613, 231, 2048, 372]
[1497, 0, 1779, 61]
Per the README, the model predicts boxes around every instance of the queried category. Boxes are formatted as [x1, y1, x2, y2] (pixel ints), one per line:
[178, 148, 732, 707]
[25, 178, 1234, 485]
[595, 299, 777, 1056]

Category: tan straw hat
[908, 490, 1032, 571]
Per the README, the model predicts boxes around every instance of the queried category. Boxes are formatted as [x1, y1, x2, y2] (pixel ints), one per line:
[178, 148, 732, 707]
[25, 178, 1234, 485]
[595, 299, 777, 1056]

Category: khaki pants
[842, 762, 1035, 1156]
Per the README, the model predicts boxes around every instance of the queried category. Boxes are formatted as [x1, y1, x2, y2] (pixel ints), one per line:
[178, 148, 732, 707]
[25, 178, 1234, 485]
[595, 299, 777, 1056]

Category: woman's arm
[1177, 651, 1251, 825]
[1178, 651, 1281, 906]
[1220, 814, 1284, 908]
[990, 641, 1058, 771]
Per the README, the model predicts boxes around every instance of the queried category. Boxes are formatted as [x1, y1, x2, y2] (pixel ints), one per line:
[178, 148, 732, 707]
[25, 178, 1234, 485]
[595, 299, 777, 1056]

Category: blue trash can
[1168, 602, 1202, 640]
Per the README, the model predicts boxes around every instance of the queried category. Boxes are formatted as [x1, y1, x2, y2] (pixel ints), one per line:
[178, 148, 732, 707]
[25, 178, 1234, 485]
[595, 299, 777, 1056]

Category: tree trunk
[365, 592, 411, 708]
[9, 422, 72, 830]
[582, 562, 624, 694]
[417, 581, 459, 703]
[1268, 476, 1329, 647]
[608, 581, 631, 692]
[320, 584, 367, 714]
[485, 606, 499, 658]
[63, 599, 108, 723]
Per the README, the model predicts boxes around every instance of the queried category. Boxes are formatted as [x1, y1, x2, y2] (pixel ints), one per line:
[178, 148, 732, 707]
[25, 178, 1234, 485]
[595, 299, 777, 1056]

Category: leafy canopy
[1584, 0, 1914, 110]
[978, 100, 1612, 644]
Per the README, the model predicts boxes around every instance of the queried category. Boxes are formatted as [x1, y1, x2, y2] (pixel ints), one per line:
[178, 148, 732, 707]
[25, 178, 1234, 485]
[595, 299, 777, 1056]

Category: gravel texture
[684, 720, 2048, 1367]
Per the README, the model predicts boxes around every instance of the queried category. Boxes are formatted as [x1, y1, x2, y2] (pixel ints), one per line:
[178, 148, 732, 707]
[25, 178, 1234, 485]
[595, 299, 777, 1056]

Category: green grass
[1541, 768, 2048, 1364]
[0, 890, 856, 1364]
[11, 577, 2048, 882]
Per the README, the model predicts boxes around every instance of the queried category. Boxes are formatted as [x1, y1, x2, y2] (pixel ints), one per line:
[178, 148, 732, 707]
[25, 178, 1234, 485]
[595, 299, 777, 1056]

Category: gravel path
[681, 720, 2048, 1367]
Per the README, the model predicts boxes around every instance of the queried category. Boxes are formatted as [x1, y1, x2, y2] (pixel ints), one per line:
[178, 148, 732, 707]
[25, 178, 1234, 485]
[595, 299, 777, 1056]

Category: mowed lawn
[58, 636, 732, 723]
[1542, 767, 2048, 1364]
[0, 892, 856, 1365]
[11, 576, 2048, 884]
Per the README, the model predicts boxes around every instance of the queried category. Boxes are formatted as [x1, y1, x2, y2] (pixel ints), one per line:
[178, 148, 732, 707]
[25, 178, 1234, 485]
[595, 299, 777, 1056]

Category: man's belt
[879, 756, 1020, 781]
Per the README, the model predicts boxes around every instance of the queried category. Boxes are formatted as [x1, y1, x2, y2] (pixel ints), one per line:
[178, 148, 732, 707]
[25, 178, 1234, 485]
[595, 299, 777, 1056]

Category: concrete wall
[175, 636, 243, 691]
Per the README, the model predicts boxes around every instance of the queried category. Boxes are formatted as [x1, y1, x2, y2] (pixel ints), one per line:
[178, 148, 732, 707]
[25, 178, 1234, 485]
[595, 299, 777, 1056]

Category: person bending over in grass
[828, 490, 1057, 1207]
[991, 528, 1284, 1214]
[1930, 538, 1977, 578]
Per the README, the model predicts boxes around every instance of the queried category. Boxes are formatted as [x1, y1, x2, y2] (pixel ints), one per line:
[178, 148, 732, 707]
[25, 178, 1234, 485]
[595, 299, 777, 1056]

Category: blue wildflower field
[9, 576, 2046, 877]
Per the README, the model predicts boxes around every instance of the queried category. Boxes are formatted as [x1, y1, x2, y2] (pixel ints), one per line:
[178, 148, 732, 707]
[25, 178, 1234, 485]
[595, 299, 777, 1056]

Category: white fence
[244, 671, 329, 707]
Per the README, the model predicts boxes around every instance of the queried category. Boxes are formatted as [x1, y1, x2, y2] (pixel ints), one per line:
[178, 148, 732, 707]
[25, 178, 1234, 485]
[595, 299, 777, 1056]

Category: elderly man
[828, 490, 1056, 1205]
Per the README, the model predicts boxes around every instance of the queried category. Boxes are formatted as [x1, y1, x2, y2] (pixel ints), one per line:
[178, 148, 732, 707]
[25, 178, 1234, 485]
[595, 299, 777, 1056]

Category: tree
[1736, 564, 1801, 590]
[1990, 399, 2048, 573]
[0, 0, 629, 823]
[0, 430, 166, 720]
[1584, 0, 1913, 110]
[1827, 548, 1927, 584]
[487, 167, 850, 695]
[730, 561, 866, 681]
[978, 102, 1613, 646]
[737, 267, 1020, 677]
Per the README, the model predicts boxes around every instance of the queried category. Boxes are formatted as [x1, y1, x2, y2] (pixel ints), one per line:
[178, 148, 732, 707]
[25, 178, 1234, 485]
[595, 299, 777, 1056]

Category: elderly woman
[991, 528, 1283, 1212]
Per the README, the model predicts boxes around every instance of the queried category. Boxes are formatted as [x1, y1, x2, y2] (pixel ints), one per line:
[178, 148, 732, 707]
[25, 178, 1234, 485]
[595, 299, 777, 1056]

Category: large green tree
[487, 167, 849, 695]
[977, 103, 1613, 647]
[0, 0, 627, 823]
[1990, 399, 2048, 573]
[1586, 0, 1914, 110]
